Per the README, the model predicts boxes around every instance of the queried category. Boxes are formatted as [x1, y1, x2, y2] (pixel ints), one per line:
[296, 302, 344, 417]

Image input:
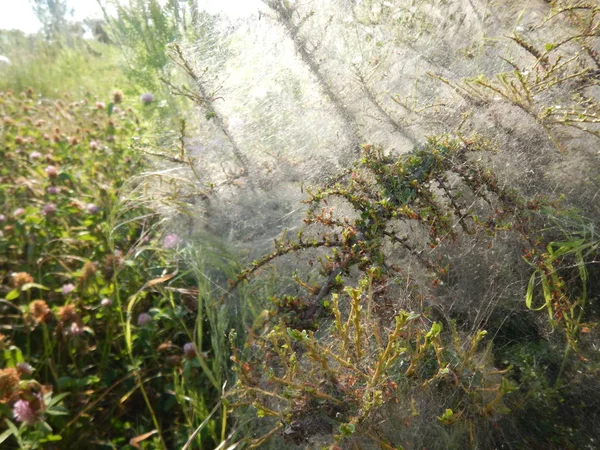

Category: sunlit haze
[0, 0, 262, 33]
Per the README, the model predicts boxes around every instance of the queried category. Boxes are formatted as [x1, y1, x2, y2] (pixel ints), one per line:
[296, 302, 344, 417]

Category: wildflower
[11, 272, 33, 288]
[0, 368, 19, 402]
[13, 207, 26, 217]
[100, 298, 112, 308]
[89, 140, 99, 150]
[81, 261, 97, 281]
[16, 362, 33, 376]
[58, 304, 77, 323]
[140, 92, 154, 104]
[0, 214, 5, 222]
[14, 136, 25, 145]
[183, 342, 197, 360]
[62, 283, 75, 295]
[45, 165, 58, 178]
[137, 312, 152, 326]
[13, 399, 37, 425]
[47, 186, 60, 195]
[42, 203, 57, 216]
[29, 300, 51, 323]
[112, 90, 124, 104]
[95, 101, 105, 110]
[86, 203, 99, 214]
[163, 233, 182, 249]
[70, 199, 85, 211]
[0, 334, 8, 350]
[102, 250, 124, 279]
[69, 322, 84, 336]
[29, 151, 42, 159]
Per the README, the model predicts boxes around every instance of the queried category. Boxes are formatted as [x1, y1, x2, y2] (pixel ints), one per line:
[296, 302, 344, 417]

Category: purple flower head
[95, 101, 106, 110]
[70, 322, 84, 336]
[183, 342, 197, 360]
[13, 400, 37, 425]
[16, 362, 33, 375]
[45, 165, 58, 178]
[13, 208, 26, 218]
[62, 283, 75, 295]
[47, 186, 60, 195]
[29, 151, 42, 160]
[42, 203, 57, 216]
[163, 233, 182, 249]
[89, 140, 99, 150]
[137, 312, 152, 326]
[0, 214, 5, 222]
[86, 203, 99, 214]
[140, 92, 154, 104]
[101, 298, 112, 308]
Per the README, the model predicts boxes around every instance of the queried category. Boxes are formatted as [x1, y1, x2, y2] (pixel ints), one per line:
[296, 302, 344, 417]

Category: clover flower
[95, 101, 105, 110]
[29, 151, 42, 159]
[13, 399, 37, 425]
[11, 272, 33, 288]
[81, 261, 97, 281]
[140, 93, 154, 104]
[42, 203, 57, 216]
[58, 304, 77, 323]
[137, 312, 152, 326]
[86, 203, 99, 214]
[101, 298, 112, 308]
[163, 233, 182, 249]
[45, 165, 58, 178]
[0, 368, 19, 403]
[69, 322, 84, 336]
[183, 342, 197, 360]
[29, 300, 51, 323]
[13, 208, 26, 218]
[0, 214, 5, 222]
[16, 362, 33, 375]
[112, 90, 124, 104]
[62, 283, 75, 295]
[89, 140, 99, 150]
[47, 186, 60, 195]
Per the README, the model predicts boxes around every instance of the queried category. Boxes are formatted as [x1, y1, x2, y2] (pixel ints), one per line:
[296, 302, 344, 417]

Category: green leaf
[40, 435, 63, 443]
[545, 43, 556, 51]
[4, 346, 24, 366]
[77, 232, 97, 241]
[525, 272, 536, 309]
[438, 408, 454, 423]
[4, 420, 19, 439]
[21, 282, 49, 291]
[5, 289, 19, 301]
[541, 276, 553, 320]
[426, 322, 442, 338]
[339, 423, 355, 436]
[287, 328, 308, 341]
[46, 392, 69, 408]
[0, 426, 14, 445]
